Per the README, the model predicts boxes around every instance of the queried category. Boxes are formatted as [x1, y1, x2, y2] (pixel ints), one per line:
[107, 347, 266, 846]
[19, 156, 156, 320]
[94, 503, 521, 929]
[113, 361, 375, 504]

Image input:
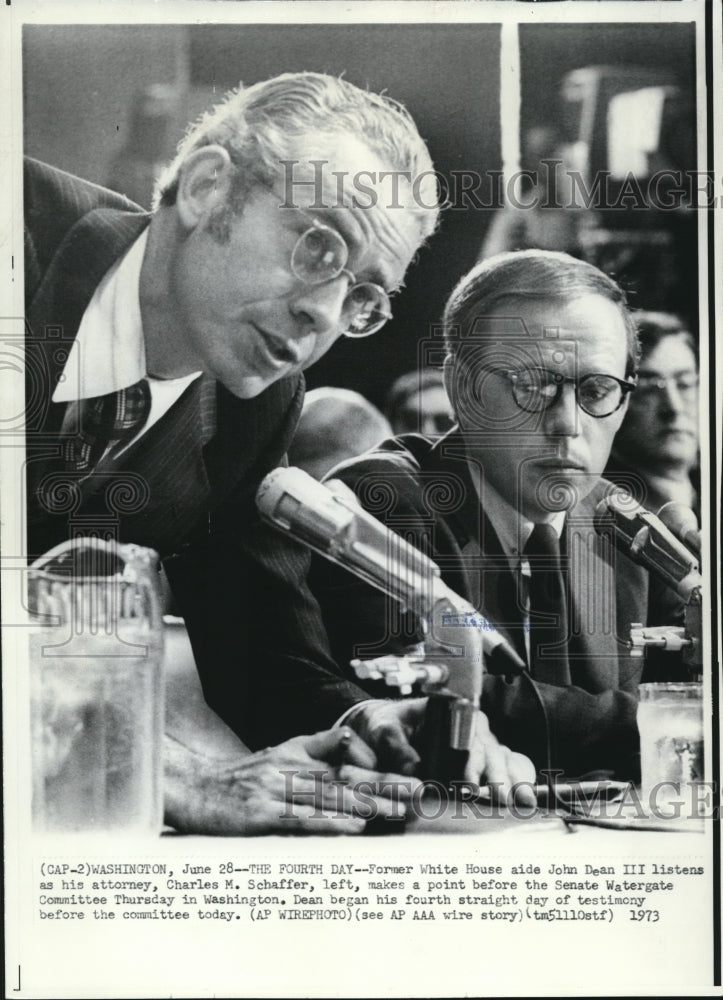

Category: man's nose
[542, 382, 579, 436]
[658, 380, 687, 417]
[290, 277, 348, 339]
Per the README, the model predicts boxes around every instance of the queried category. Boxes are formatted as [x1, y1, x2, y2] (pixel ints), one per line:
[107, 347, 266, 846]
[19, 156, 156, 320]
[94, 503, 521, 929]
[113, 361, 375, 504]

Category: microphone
[658, 501, 701, 559]
[256, 467, 441, 608]
[593, 491, 702, 603]
[256, 467, 526, 698]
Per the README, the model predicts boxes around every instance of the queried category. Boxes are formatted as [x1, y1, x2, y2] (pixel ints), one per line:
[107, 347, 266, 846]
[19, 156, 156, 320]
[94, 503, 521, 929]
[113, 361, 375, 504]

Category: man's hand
[164, 729, 421, 836]
[465, 707, 537, 806]
[346, 698, 536, 805]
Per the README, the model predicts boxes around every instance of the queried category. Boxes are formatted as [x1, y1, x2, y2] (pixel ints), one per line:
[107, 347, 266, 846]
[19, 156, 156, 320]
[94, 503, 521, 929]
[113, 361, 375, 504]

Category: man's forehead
[641, 334, 697, 373]
[274, 152, 424, 289]
[459, 335, 580, 367]
[278, 135, 417, 204]
[462, 295, 628, 354]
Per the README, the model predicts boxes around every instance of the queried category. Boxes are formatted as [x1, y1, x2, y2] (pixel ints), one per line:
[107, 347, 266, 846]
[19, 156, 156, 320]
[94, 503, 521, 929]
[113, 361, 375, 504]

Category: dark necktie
[524, 522, 571, 686]
[63, 379, 151, 474]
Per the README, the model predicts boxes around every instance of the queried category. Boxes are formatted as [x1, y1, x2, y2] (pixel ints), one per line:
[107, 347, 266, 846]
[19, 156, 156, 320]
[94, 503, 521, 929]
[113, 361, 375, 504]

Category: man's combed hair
[153, 71, 439, 239]
[443, 249, 641, 378]
[634, 311, 696, 361]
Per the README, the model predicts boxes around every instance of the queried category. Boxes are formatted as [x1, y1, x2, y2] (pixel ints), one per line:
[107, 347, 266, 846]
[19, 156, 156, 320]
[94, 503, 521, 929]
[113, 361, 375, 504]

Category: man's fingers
[463, 709, 492, 783]
[259, 804, 368, 836]
[274, 768, 414, 823]
[300, 727, 377, 769]
[463, 710, 537, 806]
[475, 730, 511, 797]
[350, 699, 425, 775]
[367, 724, 420, 775]
[282, 814, 368, 835]
[506, 748, 536, 786]
[334, 765, 423, 800]
[318, 782, 406, 821]
[505, 750, 537, 807]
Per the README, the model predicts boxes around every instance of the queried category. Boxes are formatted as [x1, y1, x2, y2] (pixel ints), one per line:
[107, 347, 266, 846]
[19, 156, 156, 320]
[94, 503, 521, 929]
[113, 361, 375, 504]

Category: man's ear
[175, 145, 235, 230]
[442, 352, 459, 418]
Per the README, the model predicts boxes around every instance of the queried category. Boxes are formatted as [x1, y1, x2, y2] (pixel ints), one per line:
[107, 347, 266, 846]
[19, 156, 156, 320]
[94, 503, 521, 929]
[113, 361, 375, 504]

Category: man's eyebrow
[638, 365, 697, 376]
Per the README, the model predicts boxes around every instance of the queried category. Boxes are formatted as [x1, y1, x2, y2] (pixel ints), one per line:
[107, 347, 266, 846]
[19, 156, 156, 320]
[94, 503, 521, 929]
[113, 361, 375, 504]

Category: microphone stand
[256, 467, 527, 787]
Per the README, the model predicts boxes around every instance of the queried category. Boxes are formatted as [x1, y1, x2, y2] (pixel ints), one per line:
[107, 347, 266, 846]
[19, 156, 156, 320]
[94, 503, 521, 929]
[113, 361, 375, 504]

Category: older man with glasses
[309, 250, 685, 783]
[24, 72, 533, 833]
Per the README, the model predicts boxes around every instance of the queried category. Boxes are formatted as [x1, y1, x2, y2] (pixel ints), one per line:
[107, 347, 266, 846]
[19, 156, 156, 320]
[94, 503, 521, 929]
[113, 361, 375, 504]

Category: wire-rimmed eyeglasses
[290, 221, 392, 338]
[487, 367, 637, 418]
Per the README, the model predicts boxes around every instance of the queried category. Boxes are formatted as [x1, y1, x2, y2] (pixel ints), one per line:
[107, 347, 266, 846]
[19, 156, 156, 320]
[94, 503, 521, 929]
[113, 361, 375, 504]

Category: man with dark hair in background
[385, 368, 455, 436]
[606, 311, 699, 516]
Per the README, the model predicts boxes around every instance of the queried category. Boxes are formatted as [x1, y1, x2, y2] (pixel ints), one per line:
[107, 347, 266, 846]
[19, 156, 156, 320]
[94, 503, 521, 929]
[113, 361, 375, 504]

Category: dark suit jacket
[23, 157, 368, 749]
[311, 433, 683, 779]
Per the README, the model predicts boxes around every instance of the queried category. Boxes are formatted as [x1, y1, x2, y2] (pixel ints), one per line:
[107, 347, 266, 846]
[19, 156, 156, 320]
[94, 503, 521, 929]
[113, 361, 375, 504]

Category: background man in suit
[311, 250, 683, 781]
[25, 72, 531, 832]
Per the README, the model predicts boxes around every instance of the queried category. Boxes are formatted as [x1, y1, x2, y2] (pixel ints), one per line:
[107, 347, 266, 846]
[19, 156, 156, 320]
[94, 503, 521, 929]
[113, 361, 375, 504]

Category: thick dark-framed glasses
[290, 221, 392, 338]
[488, 367, 637, 418]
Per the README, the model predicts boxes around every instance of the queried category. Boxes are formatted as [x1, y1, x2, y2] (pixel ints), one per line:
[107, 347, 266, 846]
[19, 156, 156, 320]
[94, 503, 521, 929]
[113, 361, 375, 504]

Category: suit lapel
[99, 377, 213, 551]
[26, 209, 151, 437]
[401, 436, 637, 692]
[424, 434, 527, 663]
[25, 209, 153, 538]
[564, 490, 624, 691]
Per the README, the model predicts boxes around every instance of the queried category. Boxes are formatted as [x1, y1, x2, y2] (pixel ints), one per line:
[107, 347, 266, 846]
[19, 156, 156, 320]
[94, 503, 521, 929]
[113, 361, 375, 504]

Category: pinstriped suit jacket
[311, 434, 684, 779]
[24, 157, 368, 749]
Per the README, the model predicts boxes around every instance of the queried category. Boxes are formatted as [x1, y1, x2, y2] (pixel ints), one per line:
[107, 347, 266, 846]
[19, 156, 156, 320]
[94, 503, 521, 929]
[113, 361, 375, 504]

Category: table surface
[162, 620, 708, 839]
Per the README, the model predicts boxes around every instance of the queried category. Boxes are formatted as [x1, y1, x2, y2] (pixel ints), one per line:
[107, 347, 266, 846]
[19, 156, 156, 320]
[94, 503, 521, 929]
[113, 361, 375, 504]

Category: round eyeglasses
[290, 222, 392, 338]
[488, 367, 637, 418]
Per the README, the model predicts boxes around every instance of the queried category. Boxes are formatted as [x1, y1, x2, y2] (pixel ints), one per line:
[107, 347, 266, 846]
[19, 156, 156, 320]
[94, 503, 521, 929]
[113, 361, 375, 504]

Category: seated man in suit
[311, 250, 683, 782]
[24, 72, 530, 833]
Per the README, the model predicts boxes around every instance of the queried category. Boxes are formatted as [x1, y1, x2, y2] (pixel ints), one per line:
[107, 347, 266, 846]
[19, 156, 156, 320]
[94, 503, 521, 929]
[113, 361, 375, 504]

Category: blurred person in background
[478, 125, 584, 262]
[288, 387, 391, 480]
[106, 84, 181, 209]
[606, 312, 699, 516]
[385, 368, 454, 436]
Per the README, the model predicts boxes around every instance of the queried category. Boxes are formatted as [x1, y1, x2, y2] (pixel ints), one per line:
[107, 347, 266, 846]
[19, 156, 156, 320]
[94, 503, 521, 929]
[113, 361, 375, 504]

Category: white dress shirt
[52, 229, 202, 455]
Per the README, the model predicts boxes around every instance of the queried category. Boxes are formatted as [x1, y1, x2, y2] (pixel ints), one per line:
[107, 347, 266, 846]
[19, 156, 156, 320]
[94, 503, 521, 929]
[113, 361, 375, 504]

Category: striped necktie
[63, 379, 151, 474]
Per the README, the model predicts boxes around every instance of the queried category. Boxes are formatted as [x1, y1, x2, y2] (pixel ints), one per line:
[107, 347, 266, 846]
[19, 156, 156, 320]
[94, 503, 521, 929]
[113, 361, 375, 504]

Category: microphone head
[658, 501, 701, 557]
[256, 466, 356, 541]
[593, 490, 643, 541]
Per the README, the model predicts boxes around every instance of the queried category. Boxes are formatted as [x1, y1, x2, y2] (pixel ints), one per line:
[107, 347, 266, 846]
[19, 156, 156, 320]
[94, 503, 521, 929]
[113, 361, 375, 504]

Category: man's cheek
[590, 426, 621, 472]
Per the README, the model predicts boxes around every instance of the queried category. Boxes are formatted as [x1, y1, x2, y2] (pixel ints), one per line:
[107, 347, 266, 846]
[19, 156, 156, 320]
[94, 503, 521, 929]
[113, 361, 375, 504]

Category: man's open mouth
[256, 328, 301, 366]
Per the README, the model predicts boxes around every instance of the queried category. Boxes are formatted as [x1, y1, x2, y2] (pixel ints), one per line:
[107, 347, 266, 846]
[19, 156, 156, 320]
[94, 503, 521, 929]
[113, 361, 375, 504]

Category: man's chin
[224, 370, 289, 399]
[529, 469, 596, 516]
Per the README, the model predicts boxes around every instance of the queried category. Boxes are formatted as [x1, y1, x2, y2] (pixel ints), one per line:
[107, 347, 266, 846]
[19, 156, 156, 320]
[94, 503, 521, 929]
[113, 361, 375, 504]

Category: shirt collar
[466, 460, 566, 562]
[53, 230, 149, 402]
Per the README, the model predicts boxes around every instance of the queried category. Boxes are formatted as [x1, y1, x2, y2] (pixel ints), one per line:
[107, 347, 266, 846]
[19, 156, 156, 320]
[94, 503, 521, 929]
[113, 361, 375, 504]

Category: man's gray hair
[154, 71, 439, 240]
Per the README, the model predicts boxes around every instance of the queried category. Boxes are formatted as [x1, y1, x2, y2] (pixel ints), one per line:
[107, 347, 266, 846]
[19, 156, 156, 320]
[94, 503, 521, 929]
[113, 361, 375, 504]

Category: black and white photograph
[2, 1, 720, 996]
